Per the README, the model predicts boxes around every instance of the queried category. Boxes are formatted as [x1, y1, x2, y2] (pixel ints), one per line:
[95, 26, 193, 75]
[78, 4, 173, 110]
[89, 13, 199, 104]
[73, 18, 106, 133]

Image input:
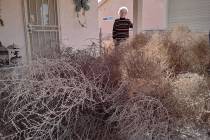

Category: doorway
[24, 0, 60, 59]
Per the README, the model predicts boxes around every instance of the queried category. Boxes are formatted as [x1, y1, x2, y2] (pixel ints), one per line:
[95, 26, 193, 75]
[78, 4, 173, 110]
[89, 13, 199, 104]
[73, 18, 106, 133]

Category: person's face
[120, 10, 127, 18]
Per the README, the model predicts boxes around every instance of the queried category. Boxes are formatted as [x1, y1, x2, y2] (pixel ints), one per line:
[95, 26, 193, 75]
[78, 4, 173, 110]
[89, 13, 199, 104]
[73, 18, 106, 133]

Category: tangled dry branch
[0, 50, 171, 140]
[1, 25, 210, 140]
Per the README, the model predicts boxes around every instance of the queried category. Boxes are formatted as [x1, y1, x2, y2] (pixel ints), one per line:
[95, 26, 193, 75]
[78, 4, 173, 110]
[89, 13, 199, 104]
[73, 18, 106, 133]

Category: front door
[24, 0, 60, 59]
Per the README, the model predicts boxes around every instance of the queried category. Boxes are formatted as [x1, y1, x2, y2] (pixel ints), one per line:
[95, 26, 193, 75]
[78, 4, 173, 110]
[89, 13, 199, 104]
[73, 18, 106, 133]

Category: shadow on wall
[0, 18, 4, 26]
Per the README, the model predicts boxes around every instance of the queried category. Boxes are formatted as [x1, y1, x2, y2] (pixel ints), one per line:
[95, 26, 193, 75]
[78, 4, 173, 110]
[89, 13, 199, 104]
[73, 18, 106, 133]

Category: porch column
[133, 0, 143, 35]
[164, 0, 169, 29]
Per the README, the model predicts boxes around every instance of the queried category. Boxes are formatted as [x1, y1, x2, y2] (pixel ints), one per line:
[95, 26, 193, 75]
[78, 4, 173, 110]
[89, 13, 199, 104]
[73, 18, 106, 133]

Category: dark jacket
[112, 18, 133, 42]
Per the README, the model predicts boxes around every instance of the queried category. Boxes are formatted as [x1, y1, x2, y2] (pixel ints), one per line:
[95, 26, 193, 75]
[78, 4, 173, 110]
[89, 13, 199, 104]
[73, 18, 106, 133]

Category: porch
[0, 0, 99, 64]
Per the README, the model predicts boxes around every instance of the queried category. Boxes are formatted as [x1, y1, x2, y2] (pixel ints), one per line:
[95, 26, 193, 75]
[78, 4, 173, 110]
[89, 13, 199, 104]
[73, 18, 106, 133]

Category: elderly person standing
[112, 7, 133, 47]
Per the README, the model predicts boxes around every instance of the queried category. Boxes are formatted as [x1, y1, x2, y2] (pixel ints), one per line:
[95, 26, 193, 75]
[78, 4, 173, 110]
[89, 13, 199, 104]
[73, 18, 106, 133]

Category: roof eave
[98, 0, 109, 8]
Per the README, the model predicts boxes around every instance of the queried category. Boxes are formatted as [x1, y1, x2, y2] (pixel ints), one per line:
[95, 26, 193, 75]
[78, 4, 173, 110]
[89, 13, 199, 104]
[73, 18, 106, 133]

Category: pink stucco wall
[59, 0, 99, 49]
[142, 0, 166, 30]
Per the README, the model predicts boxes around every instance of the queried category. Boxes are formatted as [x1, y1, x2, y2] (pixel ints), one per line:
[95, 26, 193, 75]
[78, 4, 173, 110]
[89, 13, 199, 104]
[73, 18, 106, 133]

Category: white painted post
[133, 0, 143, 35]
[99, 28, 102, 55]
[164, 0, 169, 29]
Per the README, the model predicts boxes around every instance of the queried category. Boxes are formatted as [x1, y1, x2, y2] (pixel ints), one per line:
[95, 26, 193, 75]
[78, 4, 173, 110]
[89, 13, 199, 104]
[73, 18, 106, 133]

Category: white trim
[133, 0, 143, 35]
[164, 0, 169, 29]
[22, 0, 32, 63]
[56, 0, 62, 50]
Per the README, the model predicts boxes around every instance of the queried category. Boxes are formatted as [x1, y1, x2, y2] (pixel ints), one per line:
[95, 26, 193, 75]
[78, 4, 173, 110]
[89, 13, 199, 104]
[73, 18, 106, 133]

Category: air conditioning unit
[0, 42, 9, 66]
[0, 42, 22, 67]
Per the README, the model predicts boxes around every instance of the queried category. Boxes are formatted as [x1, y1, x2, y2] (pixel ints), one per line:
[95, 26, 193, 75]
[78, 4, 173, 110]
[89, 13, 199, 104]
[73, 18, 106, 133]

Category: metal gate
[24, 0, 60, 59]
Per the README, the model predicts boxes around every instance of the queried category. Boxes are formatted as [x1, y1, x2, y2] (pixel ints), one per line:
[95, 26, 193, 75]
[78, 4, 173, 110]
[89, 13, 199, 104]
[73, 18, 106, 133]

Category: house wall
[168, 0, 210, 32]
[0, 0, 26, 62]
[59, 0, 99, 48]
[142, 0, 166, 30]
[0, 0, 99, 63]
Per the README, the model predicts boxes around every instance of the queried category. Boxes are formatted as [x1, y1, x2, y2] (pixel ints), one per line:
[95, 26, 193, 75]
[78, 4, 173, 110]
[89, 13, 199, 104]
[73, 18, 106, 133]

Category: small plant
[73, 0, 90, 27]
[73, 0, 90, 12]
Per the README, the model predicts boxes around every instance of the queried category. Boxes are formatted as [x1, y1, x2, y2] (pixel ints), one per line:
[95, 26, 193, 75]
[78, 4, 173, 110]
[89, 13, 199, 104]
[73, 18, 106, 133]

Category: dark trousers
[113, 39, 126, 52]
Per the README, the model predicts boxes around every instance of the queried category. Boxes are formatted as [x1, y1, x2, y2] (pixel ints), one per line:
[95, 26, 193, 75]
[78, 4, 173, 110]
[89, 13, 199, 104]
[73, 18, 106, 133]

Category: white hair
[118, 7, 128, 16]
